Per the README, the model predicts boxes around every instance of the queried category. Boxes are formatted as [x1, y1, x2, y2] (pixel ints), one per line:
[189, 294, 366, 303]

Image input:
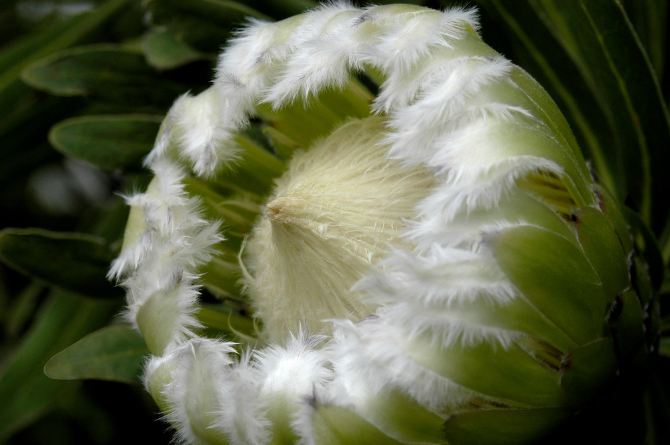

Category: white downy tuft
[213, 351, 272, 445]
[154, 2, 484, 176]
[262, 3, 361, 106]
[174, 88, 241, 177]
[356, 246, 517, 308]
[145, 90, 242, 177]
[111, 158, 223, 351]
[143, 93, 188, 167]
[326, 317, 496, 415]
[359, 5, 479, 73]
[412, 156, 565, 227]
[403, 190, 566, 252]
[253, 328, 332, 399]
[163, 339, 239, 445]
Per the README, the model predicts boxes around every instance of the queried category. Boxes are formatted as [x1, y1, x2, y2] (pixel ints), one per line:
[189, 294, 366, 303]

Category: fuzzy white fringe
[111, 2, 598, 444]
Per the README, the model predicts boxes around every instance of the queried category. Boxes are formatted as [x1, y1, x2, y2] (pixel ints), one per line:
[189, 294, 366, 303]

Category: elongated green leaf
[661, 217, 670, 266]
[623, 207, 665, 291]
[0, 228, 122, 298]
[534, 0, 670, 232]
[147, 0, 272, 54]
[142, 29, 209, 70]
[478, 0, 670, 236]
[658, 336, 670, 357]
[44, 324, 147, 383]
[21, 44, 186, 107]
[49, 114, 162, 171]
[0, 293, 120, 441]
[620, 0, 668, 79]
[0, 0, 131, 92]
[4, 282, 44, 340]
[0, 0, 131, 139]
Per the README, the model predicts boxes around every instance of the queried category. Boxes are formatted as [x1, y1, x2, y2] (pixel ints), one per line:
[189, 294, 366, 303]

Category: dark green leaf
[4, 282, 44, 340]
[89, 195, 133, 246]
[620, 0, 668, 79]
[623, 207, 665, 291]
[0, 0, 131, 91]
[21, 44, 187, 107]
[49, 114, 163, 171]
[660, 337, 670, 358]
[0, 0, 131, 140]
[478, 0, 670, 236]
[146, 0, 272, 54]
[142, 28, 209, 70]
[0, 228, 123, 298]
[44, 324, 147, 384]
[0, 293, 120, 441]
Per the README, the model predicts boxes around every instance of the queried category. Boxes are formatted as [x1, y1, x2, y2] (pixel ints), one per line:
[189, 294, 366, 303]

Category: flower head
[111, 3, 645, 444]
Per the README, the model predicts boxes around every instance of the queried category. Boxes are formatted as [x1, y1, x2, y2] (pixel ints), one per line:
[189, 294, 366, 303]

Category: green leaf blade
[21, 45, 187, 107]
[0, 293, 120, 441]
[44, 324, 148, 384]
[49, 114, 162, 171]
[142, 29, 209, 71]
[536, 0, 670, 232]
[146, 0, 272, 54]
[0, 228, 123, 299]
[0, 0, 132, 92]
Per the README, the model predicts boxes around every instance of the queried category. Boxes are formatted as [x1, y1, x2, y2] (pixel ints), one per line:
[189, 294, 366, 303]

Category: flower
[110, 3, 647, 444]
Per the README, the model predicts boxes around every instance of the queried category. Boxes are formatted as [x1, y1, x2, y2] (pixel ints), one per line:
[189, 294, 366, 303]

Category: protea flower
[110, 3, 652, 444]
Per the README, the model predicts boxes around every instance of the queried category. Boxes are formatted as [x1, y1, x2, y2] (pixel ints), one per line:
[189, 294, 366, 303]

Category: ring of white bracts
[109, 3, 593, 444]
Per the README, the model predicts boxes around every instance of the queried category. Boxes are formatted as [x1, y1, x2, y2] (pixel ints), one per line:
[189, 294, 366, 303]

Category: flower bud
[111, 3, 651, 444]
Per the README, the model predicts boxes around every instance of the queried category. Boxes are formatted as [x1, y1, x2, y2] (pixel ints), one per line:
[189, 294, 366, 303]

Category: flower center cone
[244, 116, 437, 343]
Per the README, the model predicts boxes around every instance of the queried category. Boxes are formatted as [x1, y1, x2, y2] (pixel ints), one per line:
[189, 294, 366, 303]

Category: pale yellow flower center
[244, 116, 437, 343]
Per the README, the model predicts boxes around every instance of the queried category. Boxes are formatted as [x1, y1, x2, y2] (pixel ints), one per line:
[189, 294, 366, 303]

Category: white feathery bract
[355, 246, 517, 307]
[110, 159, 223, 353]
[327, 317, 490, 415]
